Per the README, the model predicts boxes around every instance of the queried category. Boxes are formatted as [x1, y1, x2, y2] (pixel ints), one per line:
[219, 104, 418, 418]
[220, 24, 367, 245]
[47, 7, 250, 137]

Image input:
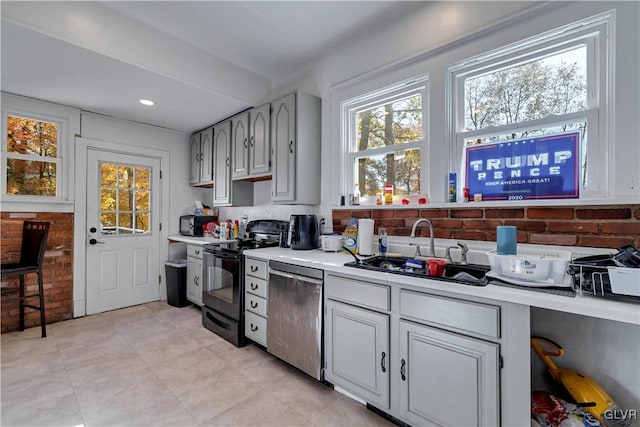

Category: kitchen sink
[344, 256, 490, 286]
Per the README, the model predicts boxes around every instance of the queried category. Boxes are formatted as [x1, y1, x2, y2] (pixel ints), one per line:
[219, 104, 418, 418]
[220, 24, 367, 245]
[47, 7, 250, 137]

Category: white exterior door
[85, 149, 161, 314]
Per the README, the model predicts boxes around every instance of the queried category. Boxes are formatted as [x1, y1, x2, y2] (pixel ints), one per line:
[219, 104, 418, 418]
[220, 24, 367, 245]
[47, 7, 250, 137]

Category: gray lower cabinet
[244, 257, 268, 346]
[186, 245, 203, 306]
[398, 320, 500, 427]
[324, 299, 390, 410]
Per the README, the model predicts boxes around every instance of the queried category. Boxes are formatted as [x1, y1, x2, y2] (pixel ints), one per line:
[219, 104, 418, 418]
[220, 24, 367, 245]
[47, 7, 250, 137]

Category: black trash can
[165, 259, 189, 307]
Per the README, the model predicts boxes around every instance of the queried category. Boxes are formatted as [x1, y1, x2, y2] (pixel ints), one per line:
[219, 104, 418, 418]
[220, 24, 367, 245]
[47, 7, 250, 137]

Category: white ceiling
[1, 1, 423, 133]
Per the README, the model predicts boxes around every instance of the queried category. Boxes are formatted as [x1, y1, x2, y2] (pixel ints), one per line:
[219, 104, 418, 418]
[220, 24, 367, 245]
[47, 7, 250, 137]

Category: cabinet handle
[250, 301, 258, 309]
[400, 359, 406, 381]
[250, 265, 258, 273]
[251, 323, 258, 332]
[244, 138, 248, 149]
[194, 276, 199, 287]
[381, 352, 386, 373]
[250, 282, 258, 290]
[226, 157, 230, 167]
[250, 136, 254, 147]
[289, 140, 294, 154]
[195, 250, 200, 255]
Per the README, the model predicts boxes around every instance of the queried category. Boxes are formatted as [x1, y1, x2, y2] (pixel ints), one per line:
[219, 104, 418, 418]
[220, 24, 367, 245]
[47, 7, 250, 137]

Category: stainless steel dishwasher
[267, 260, 323, 380]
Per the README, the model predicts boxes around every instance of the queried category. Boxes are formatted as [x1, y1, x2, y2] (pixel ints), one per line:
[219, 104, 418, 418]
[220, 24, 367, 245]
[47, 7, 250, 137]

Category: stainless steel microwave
[179, 215, 217, 236]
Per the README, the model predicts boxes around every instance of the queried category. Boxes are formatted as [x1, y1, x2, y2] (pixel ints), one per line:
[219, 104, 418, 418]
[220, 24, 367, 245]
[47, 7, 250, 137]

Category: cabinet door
[250, 103, 271, 176]
[189, 132, 201, 185]
[271, 93, 296, 202]
[213, 120, 232, 205]
[186, 257, 202, 306]
[199, 126, 214, 184]
[398, 320, 499, 427]
[231, 112, 249, 180]
[325, 300, 390, 410]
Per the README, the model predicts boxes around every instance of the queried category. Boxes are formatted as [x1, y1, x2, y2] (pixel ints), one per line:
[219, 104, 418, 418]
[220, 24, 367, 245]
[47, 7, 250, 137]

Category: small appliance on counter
[320, 233, 343, 252]
[179, 215, 218, 236]
[288, 214, 319, 250]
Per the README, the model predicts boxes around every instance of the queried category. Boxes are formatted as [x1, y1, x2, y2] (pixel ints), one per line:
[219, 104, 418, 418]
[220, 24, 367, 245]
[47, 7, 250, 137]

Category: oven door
[202, 250, 241, 320]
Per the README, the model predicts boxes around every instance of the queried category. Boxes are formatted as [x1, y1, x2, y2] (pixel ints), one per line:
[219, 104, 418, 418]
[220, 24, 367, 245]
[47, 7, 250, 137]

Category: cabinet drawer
[326, 275, 390, 311]
[245, 258, 268, 280]
[245, 294, 267, 317]
[245, 311, 267, 346]
[187, 245, 204, 259]
[245, 276, 267, 299]
[400, 290, 500, 340]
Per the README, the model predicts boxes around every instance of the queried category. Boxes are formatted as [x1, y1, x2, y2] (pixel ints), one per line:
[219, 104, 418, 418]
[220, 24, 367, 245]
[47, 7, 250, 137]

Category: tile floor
[1, 301, 395, 427]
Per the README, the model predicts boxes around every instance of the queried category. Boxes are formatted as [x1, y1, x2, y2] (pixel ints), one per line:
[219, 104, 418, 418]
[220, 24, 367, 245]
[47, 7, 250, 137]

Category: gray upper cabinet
[213, 121, 232, 205]
[214, 120, 253, 207]
[271, 91, 320, 204]
[249, 103, 271, 177]
[232, 103, 271, 181]
[189, 127, 214, 186]
[231, 112, 250, 179]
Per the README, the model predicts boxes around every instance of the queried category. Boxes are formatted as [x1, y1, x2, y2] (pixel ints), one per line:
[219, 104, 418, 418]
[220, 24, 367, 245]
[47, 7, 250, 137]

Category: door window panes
[99, 162, 152, 235]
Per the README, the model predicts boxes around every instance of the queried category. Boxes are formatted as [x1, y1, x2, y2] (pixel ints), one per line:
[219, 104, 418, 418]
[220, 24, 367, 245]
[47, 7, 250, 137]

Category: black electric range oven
[201, 220, 288, 346]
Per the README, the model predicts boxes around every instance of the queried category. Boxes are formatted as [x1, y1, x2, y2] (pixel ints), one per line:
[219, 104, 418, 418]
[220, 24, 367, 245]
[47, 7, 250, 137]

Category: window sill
[0, 199, 75, 213]
[332, 197, 640, 210]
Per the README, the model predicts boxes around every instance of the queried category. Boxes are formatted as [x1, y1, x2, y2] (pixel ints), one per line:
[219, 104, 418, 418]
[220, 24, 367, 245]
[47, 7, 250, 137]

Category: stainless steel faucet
[446, 242, 469, 264]
[410, 219, 435, 258]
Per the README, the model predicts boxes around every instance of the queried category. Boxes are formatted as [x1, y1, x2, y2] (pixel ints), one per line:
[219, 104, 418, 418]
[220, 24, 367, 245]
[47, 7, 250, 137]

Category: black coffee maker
[288, 214, 319, 250]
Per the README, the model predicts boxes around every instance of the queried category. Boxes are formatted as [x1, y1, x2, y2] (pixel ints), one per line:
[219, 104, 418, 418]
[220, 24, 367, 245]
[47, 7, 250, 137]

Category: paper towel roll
[358, 219, 374, 256]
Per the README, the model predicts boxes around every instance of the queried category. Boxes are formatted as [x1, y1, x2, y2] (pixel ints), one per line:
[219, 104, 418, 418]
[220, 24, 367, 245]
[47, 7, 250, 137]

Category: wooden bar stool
[1, 221, 50, 338]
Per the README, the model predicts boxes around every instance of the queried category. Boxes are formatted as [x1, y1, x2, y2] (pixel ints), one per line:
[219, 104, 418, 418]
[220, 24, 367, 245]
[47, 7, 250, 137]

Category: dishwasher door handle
[269, 269, 324, 286]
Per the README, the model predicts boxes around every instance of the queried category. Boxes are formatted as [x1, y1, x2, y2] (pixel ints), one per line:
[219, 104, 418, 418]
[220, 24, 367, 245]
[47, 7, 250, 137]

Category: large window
[343, 79, 427, 201]
[450, 12, 611, 200]
[5, 115, 60, 197]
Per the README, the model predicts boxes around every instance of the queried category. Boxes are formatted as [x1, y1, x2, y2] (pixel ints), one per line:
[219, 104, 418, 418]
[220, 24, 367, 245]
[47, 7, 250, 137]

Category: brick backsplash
[332, 205, 640, 249]
[1, 212, 74, 333]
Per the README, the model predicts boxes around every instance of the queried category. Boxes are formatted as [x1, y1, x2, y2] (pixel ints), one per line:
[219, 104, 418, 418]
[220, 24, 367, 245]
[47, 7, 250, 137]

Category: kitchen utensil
[427, 259, 446, 276]
[320, 234, 343, 252]
[497, 225, 517, 255]
[531, 337, 632, 426]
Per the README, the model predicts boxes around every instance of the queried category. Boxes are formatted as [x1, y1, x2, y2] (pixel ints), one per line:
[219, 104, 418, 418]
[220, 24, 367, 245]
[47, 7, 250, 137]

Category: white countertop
[167, 234, 235, 245]
[243, 247, 640, 326]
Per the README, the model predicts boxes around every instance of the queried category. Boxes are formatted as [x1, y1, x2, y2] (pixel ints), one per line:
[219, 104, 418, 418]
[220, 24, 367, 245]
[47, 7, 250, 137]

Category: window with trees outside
[99, 162, 152, 235]
[450, 13, 611, 200]
[5, 115, 60, 197]
[344, 79, 427, 201]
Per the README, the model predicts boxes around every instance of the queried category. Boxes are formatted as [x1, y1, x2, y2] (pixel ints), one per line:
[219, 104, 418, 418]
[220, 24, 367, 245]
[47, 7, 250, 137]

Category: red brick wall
[333, 205, 640, 249]
[1, 212, 74, 333]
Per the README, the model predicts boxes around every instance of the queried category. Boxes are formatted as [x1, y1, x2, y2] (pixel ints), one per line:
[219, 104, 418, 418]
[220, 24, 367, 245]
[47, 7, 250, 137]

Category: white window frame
[448, 12, 613, 200]
[341, 77, 429, 202]
[1, 93, 79, 211]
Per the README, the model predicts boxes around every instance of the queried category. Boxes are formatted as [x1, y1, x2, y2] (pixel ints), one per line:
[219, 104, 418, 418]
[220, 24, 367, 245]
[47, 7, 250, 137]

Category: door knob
[89, 238, 105, 245]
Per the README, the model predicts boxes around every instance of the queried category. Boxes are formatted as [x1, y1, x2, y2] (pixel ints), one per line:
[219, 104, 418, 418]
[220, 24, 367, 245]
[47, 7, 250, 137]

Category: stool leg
[19, 274, 25, 331]
[37, 270, 46, 338]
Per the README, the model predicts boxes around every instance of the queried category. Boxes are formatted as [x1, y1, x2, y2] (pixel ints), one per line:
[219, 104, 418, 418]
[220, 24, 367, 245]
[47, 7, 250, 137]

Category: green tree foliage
[6, 116, 58, 196]
[356, 95, 422, 196]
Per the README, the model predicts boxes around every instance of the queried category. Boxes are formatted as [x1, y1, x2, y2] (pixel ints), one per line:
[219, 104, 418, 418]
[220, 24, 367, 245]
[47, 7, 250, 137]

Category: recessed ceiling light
[139, 99, 155, 106]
